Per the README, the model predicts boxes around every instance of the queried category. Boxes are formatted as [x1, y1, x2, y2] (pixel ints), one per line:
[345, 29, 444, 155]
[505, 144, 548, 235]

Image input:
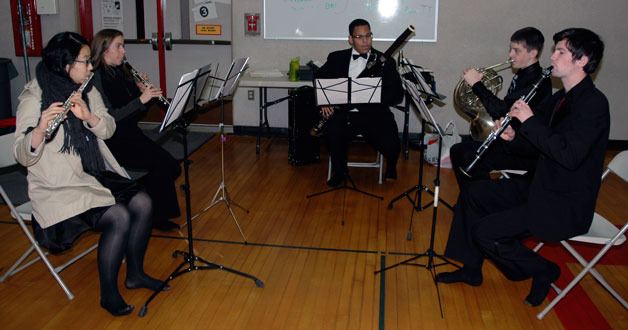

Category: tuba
[453, 60, 513, 141]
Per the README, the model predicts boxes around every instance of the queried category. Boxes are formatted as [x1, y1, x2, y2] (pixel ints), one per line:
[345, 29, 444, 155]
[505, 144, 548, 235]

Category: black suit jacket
[472, 62, 552, 119]
[509, 76, 610, 241]
[314, 48, 403, 114]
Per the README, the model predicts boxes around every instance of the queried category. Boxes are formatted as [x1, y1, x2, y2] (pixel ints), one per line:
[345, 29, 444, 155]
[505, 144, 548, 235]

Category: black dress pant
[450, 138, 537, 189]
[326, 109, 400, 175]
[105, 128, 182, 222]
[443, 178, 550, 279]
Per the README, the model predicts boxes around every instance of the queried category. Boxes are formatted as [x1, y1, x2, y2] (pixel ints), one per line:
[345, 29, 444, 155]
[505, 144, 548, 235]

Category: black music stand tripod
[388, 59, 453, 240]
[306, 173, 383, 200]
[375, 58, 458, 317]
[191, 58, 250, 242]
[139, 65, 263, 317]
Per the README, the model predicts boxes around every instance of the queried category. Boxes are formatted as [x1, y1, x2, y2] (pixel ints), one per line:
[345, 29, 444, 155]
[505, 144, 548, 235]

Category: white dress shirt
[349, 50, 369, 78]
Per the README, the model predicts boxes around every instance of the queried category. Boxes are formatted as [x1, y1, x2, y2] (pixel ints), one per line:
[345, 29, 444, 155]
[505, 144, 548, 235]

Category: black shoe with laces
[327, 172, 346, 187]
[524, 261, 560, 307]
[385, 168, 397, 180]
[435, 267, 483, 286]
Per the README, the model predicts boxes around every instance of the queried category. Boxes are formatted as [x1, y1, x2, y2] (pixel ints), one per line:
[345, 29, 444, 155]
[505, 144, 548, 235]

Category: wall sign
[245, 13, 260, 36]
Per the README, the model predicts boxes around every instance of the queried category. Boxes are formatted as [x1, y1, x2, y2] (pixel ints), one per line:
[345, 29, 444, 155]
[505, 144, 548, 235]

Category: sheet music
[199, 63, 221, 104]
[194, 64, 213, 105]
[215, 57, 249, 99]
[315, 77, 382, 106]
[315, 78, 349, 106]
[351, 77, 381, 104]
[402, 76, 443, 137]
[400, 58, 441, 99]
[160, 68, 199, 133]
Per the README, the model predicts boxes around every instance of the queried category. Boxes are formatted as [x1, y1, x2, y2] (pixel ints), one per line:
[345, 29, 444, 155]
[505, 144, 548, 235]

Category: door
[88, 0, 233, 124]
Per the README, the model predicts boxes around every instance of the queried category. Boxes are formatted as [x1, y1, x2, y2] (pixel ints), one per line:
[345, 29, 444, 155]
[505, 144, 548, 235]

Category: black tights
[94, 191, 162, 311]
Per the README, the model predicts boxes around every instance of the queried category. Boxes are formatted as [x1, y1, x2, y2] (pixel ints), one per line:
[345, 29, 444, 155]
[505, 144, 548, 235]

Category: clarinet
[122, 59, 170, 107]
[310, 25, 415, 137]
[44, 72, 94, 141]
[460, 66, 553, 177]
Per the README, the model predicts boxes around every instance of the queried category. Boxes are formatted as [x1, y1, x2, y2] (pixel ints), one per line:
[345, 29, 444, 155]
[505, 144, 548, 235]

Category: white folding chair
[325, 107, 386, 184]
[0, 133, 97, 300]
[327, 149, 384, 184]
[534, 150, 628, 319]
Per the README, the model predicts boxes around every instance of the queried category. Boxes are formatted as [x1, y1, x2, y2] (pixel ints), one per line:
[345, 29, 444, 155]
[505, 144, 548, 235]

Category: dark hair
[511, 27, 544, 56]
[553, 28, 604, 74]
[349, 19, 370, 36]
[91, 29, 124, 69]
[42, 32, 89, 78]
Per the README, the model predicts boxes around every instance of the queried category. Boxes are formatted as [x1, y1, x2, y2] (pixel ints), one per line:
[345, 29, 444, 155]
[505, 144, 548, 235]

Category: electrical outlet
[247, 90, 255, 100]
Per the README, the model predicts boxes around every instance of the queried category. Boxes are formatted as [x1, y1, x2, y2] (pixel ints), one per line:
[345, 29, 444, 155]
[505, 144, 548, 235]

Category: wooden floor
[0, 136, 626, 329]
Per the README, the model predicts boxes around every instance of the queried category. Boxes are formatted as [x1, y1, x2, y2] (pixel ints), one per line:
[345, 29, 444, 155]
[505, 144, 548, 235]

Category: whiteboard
[263, 0, 438, 42]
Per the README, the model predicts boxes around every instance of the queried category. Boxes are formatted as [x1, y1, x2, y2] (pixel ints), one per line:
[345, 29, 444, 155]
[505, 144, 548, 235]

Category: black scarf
[35, 62, 106, 175]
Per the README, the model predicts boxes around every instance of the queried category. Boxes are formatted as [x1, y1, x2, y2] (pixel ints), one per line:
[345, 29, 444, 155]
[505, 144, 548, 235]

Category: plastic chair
[0, 133, 97, 300]
[533, 150, 628, 319]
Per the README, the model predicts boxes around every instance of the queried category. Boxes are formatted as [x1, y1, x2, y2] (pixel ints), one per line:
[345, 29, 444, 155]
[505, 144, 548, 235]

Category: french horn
[453, 60, 513, 141]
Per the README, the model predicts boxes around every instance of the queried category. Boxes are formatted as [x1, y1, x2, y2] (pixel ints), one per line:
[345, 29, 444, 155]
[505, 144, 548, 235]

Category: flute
[44, 72, 94, 140]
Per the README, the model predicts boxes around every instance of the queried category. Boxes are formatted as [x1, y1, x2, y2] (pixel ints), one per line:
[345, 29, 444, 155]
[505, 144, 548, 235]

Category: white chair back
[606, 150, 628, 182]
[0, 133, 17, 168]
[535, 149, 628, 319]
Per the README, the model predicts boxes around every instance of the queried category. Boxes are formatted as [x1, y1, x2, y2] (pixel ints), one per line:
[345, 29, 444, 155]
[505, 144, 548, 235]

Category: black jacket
[472, 62, 552, 119]
[510, 76, 610, 241]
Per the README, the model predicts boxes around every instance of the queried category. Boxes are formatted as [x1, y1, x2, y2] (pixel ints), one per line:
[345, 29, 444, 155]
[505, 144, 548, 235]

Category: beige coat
[14, 79, 129, 228]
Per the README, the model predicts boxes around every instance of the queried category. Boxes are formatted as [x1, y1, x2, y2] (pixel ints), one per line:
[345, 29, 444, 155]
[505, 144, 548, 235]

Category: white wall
[2, 1, 627, 140]
[232, 0, 628, 140]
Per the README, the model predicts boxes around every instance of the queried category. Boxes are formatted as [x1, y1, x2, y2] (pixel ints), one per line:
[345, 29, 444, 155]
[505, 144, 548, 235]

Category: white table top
[239, 72, 313, 89]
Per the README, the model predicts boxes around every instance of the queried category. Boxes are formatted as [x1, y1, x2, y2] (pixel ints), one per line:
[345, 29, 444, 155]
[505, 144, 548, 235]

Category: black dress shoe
[327, 172, 346, 187]
[385, 168, 397, 180]
[435, 268, 483, 286]
[525, 261, 560, 307]
[153, 220, 180, 232]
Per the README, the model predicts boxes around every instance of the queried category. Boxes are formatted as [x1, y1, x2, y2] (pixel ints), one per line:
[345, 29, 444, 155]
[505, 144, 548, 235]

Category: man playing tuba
[451, 27, 552, 188]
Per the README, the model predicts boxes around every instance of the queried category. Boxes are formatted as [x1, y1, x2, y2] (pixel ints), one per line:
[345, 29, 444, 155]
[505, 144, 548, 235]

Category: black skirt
[31, 171, 143, 253]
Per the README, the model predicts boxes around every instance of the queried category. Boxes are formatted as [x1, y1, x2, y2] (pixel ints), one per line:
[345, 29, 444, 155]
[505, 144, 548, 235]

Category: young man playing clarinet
[436, 28, 609, 307]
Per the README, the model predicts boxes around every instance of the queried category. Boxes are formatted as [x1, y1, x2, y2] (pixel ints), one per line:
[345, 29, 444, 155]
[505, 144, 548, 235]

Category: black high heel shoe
[125, 276, 171, 291]
[101, 302, 134, 316]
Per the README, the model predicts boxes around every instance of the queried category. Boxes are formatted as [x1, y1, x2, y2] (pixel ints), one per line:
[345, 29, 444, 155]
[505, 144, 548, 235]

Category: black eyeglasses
[74, 59, 92, 66]
[352, 33, 373, 40]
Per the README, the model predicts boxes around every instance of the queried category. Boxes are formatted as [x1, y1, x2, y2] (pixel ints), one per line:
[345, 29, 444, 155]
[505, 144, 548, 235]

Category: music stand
[190, 58, 250, 242]
[388, 59, 454, 239]
[139, 64, 263, 317]
[374, 57, 458, 318]
[306, 77, 384, 201]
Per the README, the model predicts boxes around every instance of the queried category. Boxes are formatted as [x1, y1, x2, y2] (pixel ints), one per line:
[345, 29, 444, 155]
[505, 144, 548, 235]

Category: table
[239, 72, 312, 154]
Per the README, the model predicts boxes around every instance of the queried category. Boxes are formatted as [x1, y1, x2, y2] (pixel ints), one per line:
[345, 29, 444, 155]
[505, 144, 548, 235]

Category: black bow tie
[352, 53, 368, 60]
